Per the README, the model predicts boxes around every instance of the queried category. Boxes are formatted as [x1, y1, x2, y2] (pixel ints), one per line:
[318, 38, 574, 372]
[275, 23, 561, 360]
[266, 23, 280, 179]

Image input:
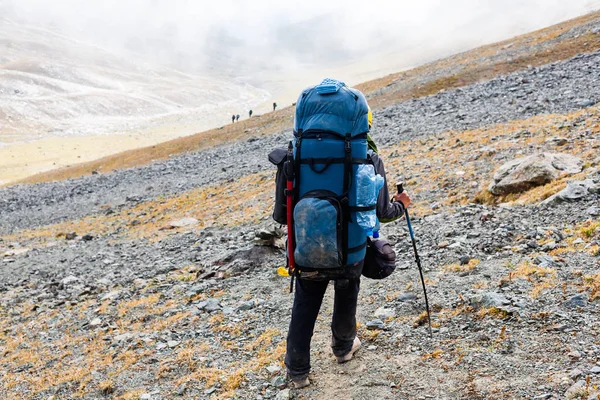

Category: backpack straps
[341, 133, 352, 265]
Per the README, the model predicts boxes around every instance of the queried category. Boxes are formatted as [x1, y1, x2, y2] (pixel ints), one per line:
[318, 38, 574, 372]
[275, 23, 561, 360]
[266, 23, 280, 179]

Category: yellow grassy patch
[582, 273, 600, 300]
[444, 259, 481, 273]
[507, 261, 557, 298]
[4, 170, 274, 243]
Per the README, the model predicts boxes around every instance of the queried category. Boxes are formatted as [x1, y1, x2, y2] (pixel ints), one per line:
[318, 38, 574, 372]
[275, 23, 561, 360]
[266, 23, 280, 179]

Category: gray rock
[167, 340, 180, 348]
[469, 292, 511, 309]
[165, 217, 198, 229]
[541, 180, 595, 205]
[591, 366, 600, 374]
[563, 294, 587, 308]
[89, 318, 102, 327]
[61, 275, 80, 287]
[459, 255, 471, 265]
[397, 292, 417, 302]
[545, 137, 568, 146]
[541, 241, 557, 251]
[565, 380, 586, 398]
[366, 319, 385, 330]
[266, 364, 281, 374]
[488, 153, 583, 195]
[588, 206, 600, 216]
[237, 300, 256, 311]
[271, 376, 286, 389]
[532, 393, 552, 400]
[374, 307, 396, 320]
[197, 298, 221, 313]
[255, 226, 284, 247]
[570, 368, 583, 380]
[534, 255, 559, 268]
[275, 389, 291, 400]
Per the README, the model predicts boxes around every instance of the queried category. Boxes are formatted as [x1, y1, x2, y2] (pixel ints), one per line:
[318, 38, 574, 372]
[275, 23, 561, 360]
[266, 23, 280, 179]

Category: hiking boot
[290, 376, 310, 389]
[336, 336, 361, 363]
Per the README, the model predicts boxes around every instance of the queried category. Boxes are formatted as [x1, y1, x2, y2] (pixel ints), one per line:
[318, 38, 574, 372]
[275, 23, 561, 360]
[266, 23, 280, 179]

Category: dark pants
[284, 277, 360, 379]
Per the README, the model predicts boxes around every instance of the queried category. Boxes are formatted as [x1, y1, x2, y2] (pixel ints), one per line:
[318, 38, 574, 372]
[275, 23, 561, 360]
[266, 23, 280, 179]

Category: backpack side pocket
[294, 190, 344, 269]
[268, 148, 288, 225]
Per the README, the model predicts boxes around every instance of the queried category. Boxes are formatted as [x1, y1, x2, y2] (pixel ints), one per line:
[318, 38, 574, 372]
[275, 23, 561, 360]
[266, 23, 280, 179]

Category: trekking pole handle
[396, 182, 404, 194]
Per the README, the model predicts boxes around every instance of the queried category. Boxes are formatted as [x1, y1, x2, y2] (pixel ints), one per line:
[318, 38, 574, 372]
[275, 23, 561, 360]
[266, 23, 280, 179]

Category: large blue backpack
[291, 79, 372, 278]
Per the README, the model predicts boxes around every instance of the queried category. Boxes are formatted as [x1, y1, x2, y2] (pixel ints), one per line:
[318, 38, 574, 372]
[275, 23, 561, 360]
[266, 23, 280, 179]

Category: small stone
[374, 307, 396, 320]
[397, 292, 417, 302]
[542, 241, 557, 251]
[81, 234, 94, 241]
[532, 393, 552, 400]
[270, 376, 286, 389]
[588, 206, 600, 216]
[139, 394, 151, 400]
[567, 349, 581, 361]
[563, 294, 587, 309]
[438, 241, 450, 248]
[266, 364, 281, 374]
[469, 292, 510, 309]
[204, 387, 217, 395]
[165, 218, 199, 229]
[570, 368, 583, 380]
[167, 340, 180, 348]
[65, 232, 77, 240]
[572, 238, 584, 245]
[101, 290, 120, 301]
[237, 300, 255, 311]
[61, 275, 80, 287]
[565, 380, 586, 398]
[366, 319, 385, 330]
[459, 256, 471, 266]
[156, 343, 167, 350]
[591, 366, 600, 374]
[367, 345, 378, 351]
[275, 388, 291, 400]
[90, 318, 102, 327]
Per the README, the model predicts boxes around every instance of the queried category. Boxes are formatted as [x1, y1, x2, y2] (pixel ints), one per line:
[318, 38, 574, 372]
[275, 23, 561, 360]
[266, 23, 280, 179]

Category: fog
[3, 0, 600, 88]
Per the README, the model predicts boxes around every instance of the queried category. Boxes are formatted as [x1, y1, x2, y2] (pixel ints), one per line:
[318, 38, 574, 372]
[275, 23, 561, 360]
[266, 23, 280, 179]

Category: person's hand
[393, 191, 412, 208]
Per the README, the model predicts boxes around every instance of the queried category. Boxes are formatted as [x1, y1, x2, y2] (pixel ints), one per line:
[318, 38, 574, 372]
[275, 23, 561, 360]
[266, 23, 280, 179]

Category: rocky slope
[1, 17, 600, 400]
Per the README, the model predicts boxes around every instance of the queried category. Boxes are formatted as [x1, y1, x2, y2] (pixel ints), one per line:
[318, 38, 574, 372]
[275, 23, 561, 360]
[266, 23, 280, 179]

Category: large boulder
[540, 179, 596, 206]
[488, 153, 583, 195]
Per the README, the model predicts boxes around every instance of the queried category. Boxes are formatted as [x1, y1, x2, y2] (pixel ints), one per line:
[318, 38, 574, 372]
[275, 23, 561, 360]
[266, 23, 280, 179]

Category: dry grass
[506, 261, 557, 298]
[444, 259, 481, 273]
[0, 275, 287, 399]
[582, 273, 600, 301]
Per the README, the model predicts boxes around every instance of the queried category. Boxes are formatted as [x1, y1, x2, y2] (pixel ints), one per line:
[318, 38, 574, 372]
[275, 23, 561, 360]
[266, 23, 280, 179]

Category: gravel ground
[1, 29, 600, 400]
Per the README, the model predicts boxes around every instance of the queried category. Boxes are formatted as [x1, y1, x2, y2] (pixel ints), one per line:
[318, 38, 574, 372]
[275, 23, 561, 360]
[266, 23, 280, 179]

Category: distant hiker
[271, 79, 411, 389]
[249, 109, 253, 118]
[232, 114, 235, 123]
[236, 114, 240, 122]
[273, 102, 277, 111]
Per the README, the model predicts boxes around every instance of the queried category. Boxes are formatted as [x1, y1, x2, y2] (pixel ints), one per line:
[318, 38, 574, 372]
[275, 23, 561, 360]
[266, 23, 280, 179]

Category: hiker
[236, 114, 240, 122]
[249, 109, 253, 118]
[282, 80, 412, 389]
[231, 114, 235, 123]
[273, 102, 277, 111]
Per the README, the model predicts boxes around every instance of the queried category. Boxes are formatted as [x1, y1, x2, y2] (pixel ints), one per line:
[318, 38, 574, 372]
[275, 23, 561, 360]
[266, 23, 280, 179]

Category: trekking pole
[285, 141, 296, 293]
[397, 182, 433, 338]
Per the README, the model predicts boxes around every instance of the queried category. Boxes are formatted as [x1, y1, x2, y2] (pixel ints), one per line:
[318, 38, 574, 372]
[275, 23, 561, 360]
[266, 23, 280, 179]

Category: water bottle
[356, 165, 384, 236]
[372, 219, 381, 240]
